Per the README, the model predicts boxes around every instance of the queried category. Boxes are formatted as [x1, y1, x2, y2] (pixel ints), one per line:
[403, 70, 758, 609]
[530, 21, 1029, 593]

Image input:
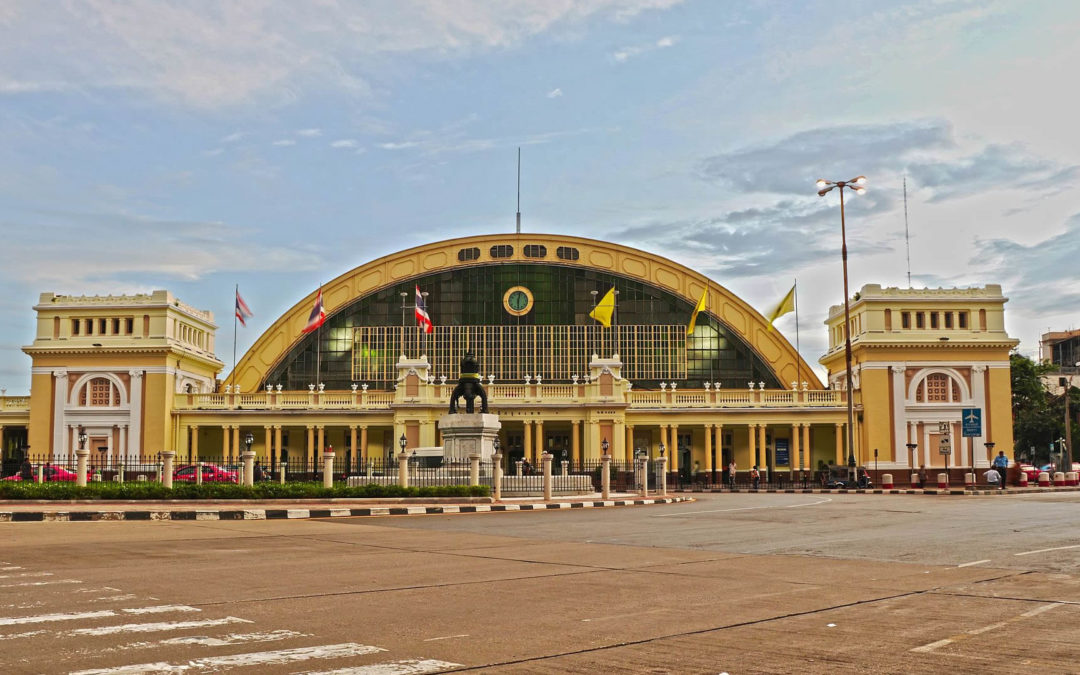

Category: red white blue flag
[234, 289, 253, 327]
[302, 288, 326, 334]
[415, 285, 433, 334]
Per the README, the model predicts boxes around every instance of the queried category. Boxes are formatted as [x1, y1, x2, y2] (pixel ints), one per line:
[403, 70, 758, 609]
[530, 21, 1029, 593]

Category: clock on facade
[503, 286, 534, 316]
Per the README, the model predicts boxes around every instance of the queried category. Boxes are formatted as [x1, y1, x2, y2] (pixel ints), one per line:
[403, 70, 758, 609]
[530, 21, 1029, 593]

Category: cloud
[271, 139, 295, 146]
[547, 88, 563, 98]
[219, 131, 245, 143]
[0, 1, 685, 108]
[296, 128, 322, 137]
[379, 141, 420, 150]
[330, 139, 358, 148]
[611, 34, 678, 62]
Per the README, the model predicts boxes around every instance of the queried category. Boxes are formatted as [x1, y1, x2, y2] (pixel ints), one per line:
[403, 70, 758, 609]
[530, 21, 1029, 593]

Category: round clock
[503, 286, 534, 316]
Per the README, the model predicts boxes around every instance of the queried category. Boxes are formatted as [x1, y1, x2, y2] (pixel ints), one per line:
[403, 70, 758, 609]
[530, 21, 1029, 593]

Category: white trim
[128, 371, 142, 457]
[860, 361, 1009, 370]
[69, 372, 129, 406]
[907, 367, 971, 403]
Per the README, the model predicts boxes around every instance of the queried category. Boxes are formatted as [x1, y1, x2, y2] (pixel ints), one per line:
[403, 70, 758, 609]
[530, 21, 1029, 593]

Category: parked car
[1019, 462, 1080, 480]
[173, 464, 238, 483]
[2, 464, 87, 482]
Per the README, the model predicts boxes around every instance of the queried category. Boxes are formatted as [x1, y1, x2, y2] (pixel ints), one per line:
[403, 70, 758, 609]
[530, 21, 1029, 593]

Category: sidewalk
[0, 493, 690, 522]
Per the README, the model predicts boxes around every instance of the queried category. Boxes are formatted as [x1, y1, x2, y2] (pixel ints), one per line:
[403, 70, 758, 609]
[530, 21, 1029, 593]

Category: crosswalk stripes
[0, 561, 465, 674]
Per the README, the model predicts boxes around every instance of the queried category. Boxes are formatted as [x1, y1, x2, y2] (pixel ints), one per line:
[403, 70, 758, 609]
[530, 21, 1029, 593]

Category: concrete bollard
[964, 472, 975, 488]
[515, 460, 524, 477]
[398, 452, 410, 488]
[542, 452, 553, 501]
[196, 461, 204, 485]
[469, 453, 480, 486]
[910, 472, 919, 488]
[937, 472, 949, 489]
[1018, 471, 1028, 487]
[242, 450, 256, 487]
[1069, 471, 1079, 487]
[561, 460, 568, 477]
[1053, 471, 1065, 487]
[161, 451, 175, 489]
[76, 449, 89, 487]
[279, 460, 287, 485]
[323, 451, 335, 489]
[657, 456, 668, 497]
[118, 465, 125, 484]
[1038, 471, 1050, 487]
[638, 458, 649, 497]
[37, 465, 43, 483]
[601, 453, 611, 500]
[882, 473, 894, 490]
[491, 452, 503, 500]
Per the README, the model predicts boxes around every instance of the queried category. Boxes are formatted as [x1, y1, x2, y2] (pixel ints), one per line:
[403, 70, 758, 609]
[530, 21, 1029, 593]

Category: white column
[891, 365, 906, 464]
[922, 423, 931, 467]
[119, 424, 127, 462]
[908, 421, 918, 468]
[128, 371, 143, 457]
[52, 370, 68, 457]
[971, 365, 987, 465]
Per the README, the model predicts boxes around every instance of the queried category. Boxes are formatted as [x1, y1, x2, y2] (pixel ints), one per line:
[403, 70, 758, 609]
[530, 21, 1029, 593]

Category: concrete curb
[678, 486, 1080, 495]
[0, 497, 690, 523]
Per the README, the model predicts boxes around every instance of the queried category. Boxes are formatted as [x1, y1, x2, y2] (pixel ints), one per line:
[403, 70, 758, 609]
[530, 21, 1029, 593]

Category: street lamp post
[244, 432, 254, 454]
[906, 442, 918, 485]
[78, 427, 88, 451]
[816, 175, 867, 478]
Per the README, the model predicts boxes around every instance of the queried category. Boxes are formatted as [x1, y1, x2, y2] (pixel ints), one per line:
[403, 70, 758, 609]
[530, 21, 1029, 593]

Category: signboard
[775, 438, 790, 466]
[962, 408, 982, 438]
[938, 436, 952, 456]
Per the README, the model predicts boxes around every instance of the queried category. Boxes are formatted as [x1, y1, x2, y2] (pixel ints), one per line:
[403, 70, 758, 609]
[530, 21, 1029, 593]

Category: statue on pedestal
[448, 351, 489, 414]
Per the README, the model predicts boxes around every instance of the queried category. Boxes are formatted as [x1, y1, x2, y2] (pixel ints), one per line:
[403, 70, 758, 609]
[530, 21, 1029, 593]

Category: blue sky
[2, 0, 1078, 392]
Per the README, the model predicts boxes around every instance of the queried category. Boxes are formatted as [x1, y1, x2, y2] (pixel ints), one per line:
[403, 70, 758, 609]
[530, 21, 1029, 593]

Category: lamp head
[852, 185, 867, 195]
[817, 186, 834, 197]
[815, 179, 829, 189]
[851, 175, 867, 186]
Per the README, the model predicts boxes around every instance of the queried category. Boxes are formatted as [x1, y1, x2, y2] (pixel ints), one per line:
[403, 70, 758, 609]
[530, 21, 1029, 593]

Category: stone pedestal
[438, 413, 502, 462]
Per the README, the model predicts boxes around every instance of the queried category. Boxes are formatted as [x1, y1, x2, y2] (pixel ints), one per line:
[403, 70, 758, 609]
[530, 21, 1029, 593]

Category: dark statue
[448, 351, 489, 414]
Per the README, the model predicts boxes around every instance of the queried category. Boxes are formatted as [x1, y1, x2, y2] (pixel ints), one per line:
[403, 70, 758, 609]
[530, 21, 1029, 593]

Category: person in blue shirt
[992, 451, 1009, 489]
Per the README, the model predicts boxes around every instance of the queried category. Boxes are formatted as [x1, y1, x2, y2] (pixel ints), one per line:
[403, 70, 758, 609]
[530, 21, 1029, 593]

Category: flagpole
[794, 279, 801, 390]
[316, 285, 322, 388]
[232, 284, 238, 391]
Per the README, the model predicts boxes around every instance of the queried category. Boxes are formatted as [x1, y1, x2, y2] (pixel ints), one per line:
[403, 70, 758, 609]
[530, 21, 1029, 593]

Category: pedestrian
[992, 451, 1009, 489]
[19, 457, 34, 481]
[728, 460, 736, 489]
[253, 460, 266, 482]
[918, 464, 928, 488]
[43, 460, 53, 482]
[751, 465, 760, 490]
[983, 468, 1000, 487]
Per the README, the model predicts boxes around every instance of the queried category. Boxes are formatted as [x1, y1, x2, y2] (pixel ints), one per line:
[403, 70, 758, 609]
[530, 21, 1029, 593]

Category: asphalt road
[1, 492, 1078, 674]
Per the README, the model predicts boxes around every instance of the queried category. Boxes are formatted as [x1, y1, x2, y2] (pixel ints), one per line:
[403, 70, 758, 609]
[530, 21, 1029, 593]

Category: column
[801, 424, 811, 473]
[221, 425, 230, 458]
[758, 425, 767, 473]
[748, 423, 757, 470]
[891, 365, 906, 464]
[264, 426, 272, 461]
[704, 424, 713, 475]
[128, 371, 143, 457]
[625, 424, 634, 464]
[119, 424, 127, 462]
[349, 426, 358, 471]
[790, 423, 799, 477]
[715, 424, 724, 477]
[52, 370, 68, 456]
[317, 425, 326, 456]
[190, 426, 199, 462]
[306, 425, 315, 470]
[535, 420, 544, 459]
[523, 421, 533, 463]
[572, 420, 581, 466]
[659, 424, 668, 459]
[971, 365, 987, 463]
[231, 425, 240, 463]
[835, 423, 844, 466]
[273, 425, 282, 463]
[360, 426, 368, 463]
[908, 421, 918, 468]
[670, 424, 679, 474]
[613, 419, 625, 465]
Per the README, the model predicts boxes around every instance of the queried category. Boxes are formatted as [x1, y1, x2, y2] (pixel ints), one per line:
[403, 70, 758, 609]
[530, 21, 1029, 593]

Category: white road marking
[957, 559, 991, 567]
[422, 634, 468, 642]
[655, 497, 832, 516]
[0, 579, 82, 588]
[1014, 544, 1080, 556]
[0, 605, 199, 627]
[1, 566, 25, 571]
[161, 630, 308, 646]
[911, 603, 1063, 653]
[90, 594, 138, 603]
[911, 638, 954, 653]
[0, 571, 53, 579]
[1020, 603, 1062, 617]
[297, 660, 464, 675]
[0, 629, 47, 640]
[69, 616, 252, 636]
[70, 642, 387, 674]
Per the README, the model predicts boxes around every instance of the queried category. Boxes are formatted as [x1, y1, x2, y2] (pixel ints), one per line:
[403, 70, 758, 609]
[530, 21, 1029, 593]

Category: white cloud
[271, 139, 295, 146]
[612, 34, 678, 62]
[296, 128, 322, 137]
[219, 131, 244, 143]
[379, 141, 419, 150]
[330, 139, 358, 148]
[201, 148, 224, 157]
[0, 1, 685, 108]
[547, 88, 563, 98]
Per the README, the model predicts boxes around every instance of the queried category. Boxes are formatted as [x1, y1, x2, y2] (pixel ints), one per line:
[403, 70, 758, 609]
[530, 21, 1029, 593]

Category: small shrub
[0, 481, 488, 501]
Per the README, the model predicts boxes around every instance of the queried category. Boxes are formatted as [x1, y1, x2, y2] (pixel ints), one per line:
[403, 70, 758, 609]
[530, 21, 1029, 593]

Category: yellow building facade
[1, 235, 1017, 482]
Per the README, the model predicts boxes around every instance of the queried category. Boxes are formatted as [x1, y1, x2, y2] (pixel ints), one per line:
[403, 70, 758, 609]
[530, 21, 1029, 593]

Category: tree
[1010, 352, 1080, 465]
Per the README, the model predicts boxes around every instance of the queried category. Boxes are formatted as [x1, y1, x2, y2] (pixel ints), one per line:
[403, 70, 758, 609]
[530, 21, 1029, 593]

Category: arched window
[79, 377, 120, 407]
[915, 373, 962, 403]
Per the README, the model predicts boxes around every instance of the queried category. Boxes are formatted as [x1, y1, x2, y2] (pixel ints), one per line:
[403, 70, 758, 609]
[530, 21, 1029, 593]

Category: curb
[677, 487, 1080, 496]
[0, 497, 690, 523]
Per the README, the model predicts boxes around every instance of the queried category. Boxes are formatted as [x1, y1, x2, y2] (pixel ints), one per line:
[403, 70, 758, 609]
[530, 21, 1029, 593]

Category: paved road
[1, 492, 1078, 674]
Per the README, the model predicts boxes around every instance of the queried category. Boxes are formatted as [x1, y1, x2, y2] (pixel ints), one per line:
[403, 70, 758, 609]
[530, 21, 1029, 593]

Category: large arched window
[915, 373, 962, 403]
[78, 377, 120, 407]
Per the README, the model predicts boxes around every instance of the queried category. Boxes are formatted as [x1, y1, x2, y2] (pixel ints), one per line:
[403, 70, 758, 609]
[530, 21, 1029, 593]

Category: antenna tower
[515, 147, 521, 234]
[904, 174, 912, 287]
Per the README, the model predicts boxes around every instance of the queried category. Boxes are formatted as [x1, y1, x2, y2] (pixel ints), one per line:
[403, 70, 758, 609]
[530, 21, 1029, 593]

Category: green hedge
[0, 481, 489, 501]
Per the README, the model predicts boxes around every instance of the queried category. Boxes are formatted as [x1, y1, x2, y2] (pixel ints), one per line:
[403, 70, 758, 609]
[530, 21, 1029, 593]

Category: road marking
[956, 559, 991, 567]
[0, 605, 199, 627]
[1, 566, 25, 571]
[422, 634, 468, 642]
[655, 498, 832, 516]
[1014, 544, 1080, 556]
[69, 616, 253, 636]
[0, 629, 47, 640]
[0, 579, 82, 588]
[911, 603, 1063, 653]
[297, 660, 465, 675]
[70, 642, 388, 674]
[0, 571, 53, 579]
[161, 629, 308, 647]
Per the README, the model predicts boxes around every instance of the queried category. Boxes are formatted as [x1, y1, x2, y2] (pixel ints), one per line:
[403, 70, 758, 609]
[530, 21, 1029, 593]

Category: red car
[3, 465, 86, 482]
[173, 464, 238, 483]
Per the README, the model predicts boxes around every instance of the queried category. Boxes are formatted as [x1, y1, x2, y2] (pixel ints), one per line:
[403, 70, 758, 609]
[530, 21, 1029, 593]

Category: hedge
[0, 481, 489, 501]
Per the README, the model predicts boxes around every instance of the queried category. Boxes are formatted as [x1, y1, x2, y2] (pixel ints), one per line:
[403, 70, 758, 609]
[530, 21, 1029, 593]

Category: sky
[2, 0, 1078, 393]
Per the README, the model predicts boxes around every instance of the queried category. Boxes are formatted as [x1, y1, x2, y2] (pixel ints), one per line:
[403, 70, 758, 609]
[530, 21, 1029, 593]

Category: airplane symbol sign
[961, 408, 982, 437]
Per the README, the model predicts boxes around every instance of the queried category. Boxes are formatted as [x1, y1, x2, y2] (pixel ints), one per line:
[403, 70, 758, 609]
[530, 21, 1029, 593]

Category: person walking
[992, 451, 1009, 489]
[19, 456, 34, 481]
[727, 460, 736, 489]
[751, 465, 760, 490]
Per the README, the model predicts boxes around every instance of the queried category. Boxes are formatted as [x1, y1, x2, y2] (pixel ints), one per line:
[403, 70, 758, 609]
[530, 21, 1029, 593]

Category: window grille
[489, 245, 514, 259]
[457, 247, 480, 262]
[523, 245, 547, 258]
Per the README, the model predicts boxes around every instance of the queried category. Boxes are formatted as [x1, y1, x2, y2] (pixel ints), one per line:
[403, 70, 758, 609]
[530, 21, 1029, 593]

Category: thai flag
[234, 289, 253, 327]
[415, 285, 433, 334]
[302, 288, 326, 334]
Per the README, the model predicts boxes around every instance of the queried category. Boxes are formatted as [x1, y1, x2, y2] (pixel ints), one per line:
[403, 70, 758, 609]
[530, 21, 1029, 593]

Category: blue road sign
[962, 408, 982, 437]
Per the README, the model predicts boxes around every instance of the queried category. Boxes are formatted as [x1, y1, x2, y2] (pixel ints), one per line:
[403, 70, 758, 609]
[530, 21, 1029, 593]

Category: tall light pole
[816, 175, 867, 477]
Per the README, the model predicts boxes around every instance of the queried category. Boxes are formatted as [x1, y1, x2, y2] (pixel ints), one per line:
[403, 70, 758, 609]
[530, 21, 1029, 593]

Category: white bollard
[542, 452, 553, 501]
[601, 453, 611, 500]
[242, 450, 256, 487]
[492, 453, 503, 500]
[657, 457, 668, 497]
[398, 452, 410, 488]
[469, 454, 480, 486]
[76, 449, 89, 487]
[196, 461, 204, 485]
[279, 460, 287, 485]
[161, 451, 175, 489]
[638, 458, 649, 498]
[323, 451, 335, 489]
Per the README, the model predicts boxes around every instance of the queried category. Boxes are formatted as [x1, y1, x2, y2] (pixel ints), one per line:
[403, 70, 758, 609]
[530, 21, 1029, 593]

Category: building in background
[1, 234, 1018, 481]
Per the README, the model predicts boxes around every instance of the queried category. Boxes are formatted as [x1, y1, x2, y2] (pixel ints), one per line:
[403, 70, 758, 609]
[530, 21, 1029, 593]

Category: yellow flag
[686, 287, 708, 335]
[588, 287, 616, 328]
[765, 284, 796, 330]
